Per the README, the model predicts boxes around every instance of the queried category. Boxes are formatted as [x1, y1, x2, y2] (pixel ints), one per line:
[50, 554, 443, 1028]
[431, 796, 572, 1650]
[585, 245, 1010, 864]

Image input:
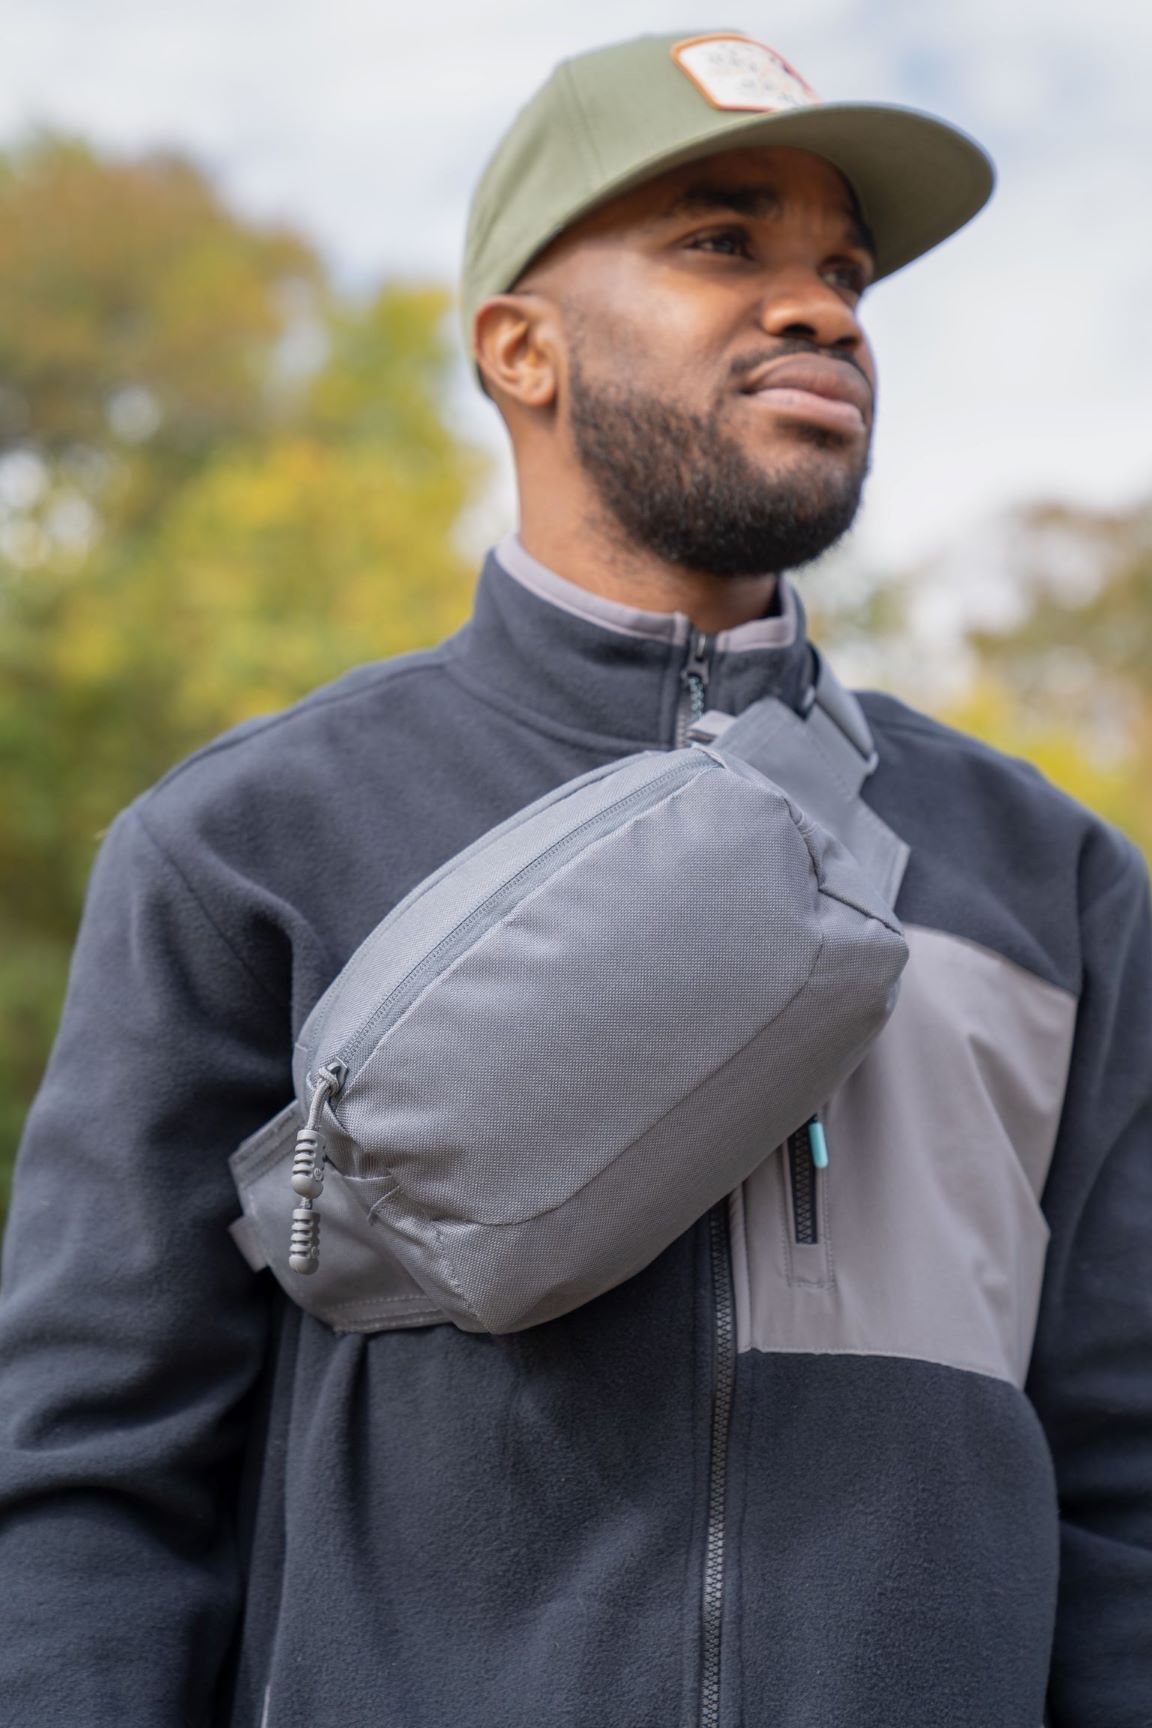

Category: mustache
[728, 338, 872, 390]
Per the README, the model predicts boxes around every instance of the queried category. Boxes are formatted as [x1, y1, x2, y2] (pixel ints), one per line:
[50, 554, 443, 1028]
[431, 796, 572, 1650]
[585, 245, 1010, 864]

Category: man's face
[524, 145, 878, 578]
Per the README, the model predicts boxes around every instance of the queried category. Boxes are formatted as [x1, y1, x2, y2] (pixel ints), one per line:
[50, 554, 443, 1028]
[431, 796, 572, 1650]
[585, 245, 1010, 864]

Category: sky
[4, 0, 1151, 608]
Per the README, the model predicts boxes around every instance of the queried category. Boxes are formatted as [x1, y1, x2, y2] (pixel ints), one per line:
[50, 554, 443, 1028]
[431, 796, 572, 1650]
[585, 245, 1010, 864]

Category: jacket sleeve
[1026, 830, 1152, 1727]
[0, 805, 290, 1726]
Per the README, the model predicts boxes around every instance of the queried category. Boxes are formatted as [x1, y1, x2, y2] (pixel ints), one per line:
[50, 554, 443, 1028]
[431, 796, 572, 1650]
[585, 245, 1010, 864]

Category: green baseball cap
[461, 30, 994, 348]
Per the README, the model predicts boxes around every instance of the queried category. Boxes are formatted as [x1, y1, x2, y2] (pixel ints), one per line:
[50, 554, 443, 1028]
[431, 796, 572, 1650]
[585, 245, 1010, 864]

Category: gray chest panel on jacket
[731, 924, 1077, 1386]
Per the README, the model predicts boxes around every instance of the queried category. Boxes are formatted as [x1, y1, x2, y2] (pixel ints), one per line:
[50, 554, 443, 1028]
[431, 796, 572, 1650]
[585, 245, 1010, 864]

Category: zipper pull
[682, 629, 712, 705]
[807, 1113, 829, 1170]
[288, 1061, 347, 1276]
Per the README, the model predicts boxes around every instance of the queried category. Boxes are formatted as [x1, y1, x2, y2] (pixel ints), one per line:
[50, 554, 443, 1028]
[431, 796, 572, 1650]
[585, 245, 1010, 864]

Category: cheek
[568, 268, 730, 389]
[859, 334, 878, 395]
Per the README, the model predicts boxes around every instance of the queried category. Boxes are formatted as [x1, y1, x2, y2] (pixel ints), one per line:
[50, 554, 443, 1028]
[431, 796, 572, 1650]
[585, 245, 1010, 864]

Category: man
[0, 29, 1149, 1728]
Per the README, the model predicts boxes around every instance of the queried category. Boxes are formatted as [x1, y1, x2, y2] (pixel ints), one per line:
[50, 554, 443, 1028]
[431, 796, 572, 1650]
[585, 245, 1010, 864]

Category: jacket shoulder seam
[130, 804, 289, 1011]
[147, 651, 457, 796]
[862, 702, 1039, 761]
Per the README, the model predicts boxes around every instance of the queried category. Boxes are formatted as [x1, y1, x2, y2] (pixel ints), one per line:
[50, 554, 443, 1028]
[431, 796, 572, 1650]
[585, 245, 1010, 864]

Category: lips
[740, 356, 872, 435]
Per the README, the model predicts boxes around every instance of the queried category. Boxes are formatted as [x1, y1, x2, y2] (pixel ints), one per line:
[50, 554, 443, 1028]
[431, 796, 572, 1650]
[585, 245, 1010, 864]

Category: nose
[756, 268, 866, 355]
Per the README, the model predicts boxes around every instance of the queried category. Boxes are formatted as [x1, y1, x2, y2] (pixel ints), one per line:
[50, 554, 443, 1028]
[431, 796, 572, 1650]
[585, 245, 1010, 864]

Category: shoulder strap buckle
[686, 642, 908, 906]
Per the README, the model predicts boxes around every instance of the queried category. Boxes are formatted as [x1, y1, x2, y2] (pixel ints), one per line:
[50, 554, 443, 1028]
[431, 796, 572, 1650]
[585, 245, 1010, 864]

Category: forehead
[571, 145, 867, 243]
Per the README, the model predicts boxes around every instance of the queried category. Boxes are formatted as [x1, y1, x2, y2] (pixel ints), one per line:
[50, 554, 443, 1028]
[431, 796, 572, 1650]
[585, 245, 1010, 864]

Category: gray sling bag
[229, 647, 910, 1335]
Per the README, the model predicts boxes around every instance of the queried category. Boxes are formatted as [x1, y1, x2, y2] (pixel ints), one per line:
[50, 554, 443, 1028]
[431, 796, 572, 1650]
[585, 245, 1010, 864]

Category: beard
[567, 343, 871, 579]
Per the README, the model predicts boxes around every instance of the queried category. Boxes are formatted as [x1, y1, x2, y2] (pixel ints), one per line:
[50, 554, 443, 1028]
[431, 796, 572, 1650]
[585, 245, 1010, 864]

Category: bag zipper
[287, 1060, 347, 1274]
[332, 758, 696, 1080]
[700, 1200, 735, 1728]
[288, 757, 711, 1276]
[330, 625, 714, 1090]
[677, 629, 714, 748]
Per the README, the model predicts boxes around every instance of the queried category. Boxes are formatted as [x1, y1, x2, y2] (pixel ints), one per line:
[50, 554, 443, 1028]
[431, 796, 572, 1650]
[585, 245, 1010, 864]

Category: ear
[473, 293, 561, 409]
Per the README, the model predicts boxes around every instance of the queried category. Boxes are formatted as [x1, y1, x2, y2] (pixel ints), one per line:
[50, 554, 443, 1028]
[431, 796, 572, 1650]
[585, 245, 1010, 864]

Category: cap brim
[525, 101, 994, 287]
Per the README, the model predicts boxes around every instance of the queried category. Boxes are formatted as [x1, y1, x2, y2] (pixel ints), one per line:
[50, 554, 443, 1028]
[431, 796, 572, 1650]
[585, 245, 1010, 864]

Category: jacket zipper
[679, 626, 729, 1726]
[700, 1201, 735, 1728]
[677, 629, 713, 747]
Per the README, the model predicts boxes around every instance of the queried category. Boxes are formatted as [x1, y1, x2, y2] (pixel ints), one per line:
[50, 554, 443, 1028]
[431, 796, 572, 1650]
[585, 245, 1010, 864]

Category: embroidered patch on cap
[671, 34, 819, 113]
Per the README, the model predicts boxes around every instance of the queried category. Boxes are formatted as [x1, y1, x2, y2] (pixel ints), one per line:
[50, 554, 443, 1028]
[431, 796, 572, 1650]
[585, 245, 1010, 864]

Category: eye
[822, 259, 870, 299]
[686, 227, 754, 260]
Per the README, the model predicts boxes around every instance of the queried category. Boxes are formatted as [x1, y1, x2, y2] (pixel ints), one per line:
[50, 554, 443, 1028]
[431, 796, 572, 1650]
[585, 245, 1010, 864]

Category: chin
[767, 417, 867, 454]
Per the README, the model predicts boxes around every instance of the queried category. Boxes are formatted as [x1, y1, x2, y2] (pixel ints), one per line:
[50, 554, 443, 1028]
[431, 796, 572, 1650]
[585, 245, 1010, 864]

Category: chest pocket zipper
[785, 1114, 834, 1285]
[787, 1115, 827, 1244]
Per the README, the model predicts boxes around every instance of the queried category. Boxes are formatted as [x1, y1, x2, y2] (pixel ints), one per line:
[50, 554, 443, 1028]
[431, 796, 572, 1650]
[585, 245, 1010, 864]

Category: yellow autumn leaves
[0, 136, 480, 1200]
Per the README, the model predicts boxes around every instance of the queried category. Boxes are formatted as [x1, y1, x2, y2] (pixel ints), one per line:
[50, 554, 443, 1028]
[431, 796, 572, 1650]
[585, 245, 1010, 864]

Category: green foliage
[970, 500, 1152, 704]
[934, 676, 1152, 861]
[0, 131, 317, 459]
[952, 499, 1152, 858]
[0, 134, 481, 1217]
[809, 501, 1152, 866]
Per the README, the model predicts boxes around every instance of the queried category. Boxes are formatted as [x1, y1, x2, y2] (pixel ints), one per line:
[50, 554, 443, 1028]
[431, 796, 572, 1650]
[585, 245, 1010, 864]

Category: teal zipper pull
[807, 1113, 829, 1170]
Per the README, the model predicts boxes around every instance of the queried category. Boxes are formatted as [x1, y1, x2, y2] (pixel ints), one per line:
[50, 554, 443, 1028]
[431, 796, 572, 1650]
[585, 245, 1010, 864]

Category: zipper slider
[288, 1061, 347, 1276]
[677, 629, 713, 745]
[807, 1113, 829, 1170]
[682, 629, 712, 698]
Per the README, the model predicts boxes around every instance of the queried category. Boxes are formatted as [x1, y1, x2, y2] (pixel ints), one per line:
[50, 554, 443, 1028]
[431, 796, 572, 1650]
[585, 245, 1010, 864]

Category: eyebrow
[651, 180, 877, 260]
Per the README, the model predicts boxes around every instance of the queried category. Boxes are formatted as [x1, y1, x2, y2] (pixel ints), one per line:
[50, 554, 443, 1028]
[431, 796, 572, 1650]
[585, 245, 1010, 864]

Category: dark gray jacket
[1, 543, 1150, 1727]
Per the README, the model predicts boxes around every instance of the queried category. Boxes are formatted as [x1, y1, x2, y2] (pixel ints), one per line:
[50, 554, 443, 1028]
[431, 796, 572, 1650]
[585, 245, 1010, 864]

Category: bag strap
[687, 645, 910, 907]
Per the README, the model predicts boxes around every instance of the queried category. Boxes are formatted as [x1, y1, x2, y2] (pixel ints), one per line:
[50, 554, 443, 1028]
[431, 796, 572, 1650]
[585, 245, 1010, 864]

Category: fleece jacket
[0, 541, 1150, 1728]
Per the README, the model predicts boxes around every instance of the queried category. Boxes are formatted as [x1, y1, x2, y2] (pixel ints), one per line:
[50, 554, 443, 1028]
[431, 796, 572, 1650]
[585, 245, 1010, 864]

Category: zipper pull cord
[807, 1113, 829, 1170]
[288, 1062, 346, 1276]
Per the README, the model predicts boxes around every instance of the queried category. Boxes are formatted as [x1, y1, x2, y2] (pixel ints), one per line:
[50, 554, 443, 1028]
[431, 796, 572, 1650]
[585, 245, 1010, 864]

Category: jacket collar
[447, 535, 815, 751]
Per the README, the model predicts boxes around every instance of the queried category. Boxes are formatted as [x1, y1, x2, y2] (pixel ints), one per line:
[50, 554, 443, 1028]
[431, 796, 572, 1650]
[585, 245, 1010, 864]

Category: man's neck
[516, 515, 780, 634]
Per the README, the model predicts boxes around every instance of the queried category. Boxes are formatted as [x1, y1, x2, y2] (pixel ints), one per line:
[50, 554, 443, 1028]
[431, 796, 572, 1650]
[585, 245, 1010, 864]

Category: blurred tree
[808, 498, 1152, 864]
[944, 498, 1152, 858]
[0, 132, 316, 460]
[802, 543, 918, 693]
[934, 676, 1151, 858]
[963, 500, 1152, 722]
[0, 135, 481, 1215]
